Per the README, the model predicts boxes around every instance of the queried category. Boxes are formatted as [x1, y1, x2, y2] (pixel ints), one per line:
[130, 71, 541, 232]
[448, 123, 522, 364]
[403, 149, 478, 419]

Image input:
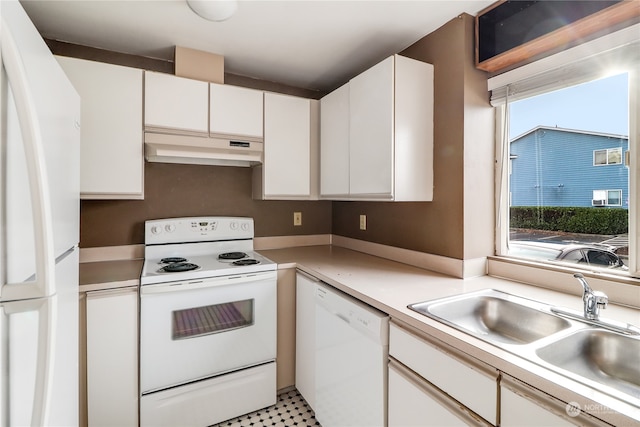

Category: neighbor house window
[594, 147, 622, 165]
[593, 190, 622, 206]
[491, 30, 639, 277]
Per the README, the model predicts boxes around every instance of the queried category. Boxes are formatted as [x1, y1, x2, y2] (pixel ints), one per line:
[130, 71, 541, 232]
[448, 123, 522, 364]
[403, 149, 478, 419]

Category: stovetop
[140, 217, 276, 286]
[141, 250, 277, 285]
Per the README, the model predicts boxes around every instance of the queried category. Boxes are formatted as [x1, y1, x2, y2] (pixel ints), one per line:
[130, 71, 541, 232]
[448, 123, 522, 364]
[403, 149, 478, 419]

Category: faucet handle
[593, 290, 608, 310]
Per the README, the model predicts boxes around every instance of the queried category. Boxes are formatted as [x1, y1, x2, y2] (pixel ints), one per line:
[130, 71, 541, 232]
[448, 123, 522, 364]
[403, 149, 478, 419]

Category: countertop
[260, 245, 640, 426]
[77, 244, 640, 424]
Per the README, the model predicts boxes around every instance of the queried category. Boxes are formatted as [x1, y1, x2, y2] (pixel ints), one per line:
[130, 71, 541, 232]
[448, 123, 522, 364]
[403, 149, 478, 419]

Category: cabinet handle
[296, 269, 320, 282]
[389, 358, 492, 427]
[500, 374, 608, 427]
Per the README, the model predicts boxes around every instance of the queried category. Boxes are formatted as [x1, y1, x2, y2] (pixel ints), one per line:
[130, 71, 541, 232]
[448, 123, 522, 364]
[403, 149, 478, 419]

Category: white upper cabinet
[320, 54, 434, 201]
[210, 83, 263, 140]
[144, 71, 209, 135]
[349, 56, 395, 198]
[254, 93, 318, 200]
[320, 83, 350, 197]
[56, 56, 144, 200]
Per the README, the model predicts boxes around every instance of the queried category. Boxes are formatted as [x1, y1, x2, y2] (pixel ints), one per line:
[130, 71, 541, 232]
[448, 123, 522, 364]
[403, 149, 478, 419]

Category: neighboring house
[510, 126, 629, 208]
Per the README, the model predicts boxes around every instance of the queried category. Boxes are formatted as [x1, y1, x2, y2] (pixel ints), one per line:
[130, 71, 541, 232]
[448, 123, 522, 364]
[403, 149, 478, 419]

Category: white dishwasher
[314, 282, 389, 427]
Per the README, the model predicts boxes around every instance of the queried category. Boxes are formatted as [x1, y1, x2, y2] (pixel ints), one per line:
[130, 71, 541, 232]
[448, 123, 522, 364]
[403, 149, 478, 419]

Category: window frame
[494, 68, 638, 278]
[592, 189, 623, 207]
[593, 147, 622, 166]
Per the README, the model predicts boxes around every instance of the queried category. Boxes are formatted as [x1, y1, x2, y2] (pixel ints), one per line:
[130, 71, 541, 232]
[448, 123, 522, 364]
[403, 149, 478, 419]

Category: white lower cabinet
[388, 321, 499, 426]
[295, 271, 319, 410]
[86, 287, 138, 427]
[500, 374, 609, 427]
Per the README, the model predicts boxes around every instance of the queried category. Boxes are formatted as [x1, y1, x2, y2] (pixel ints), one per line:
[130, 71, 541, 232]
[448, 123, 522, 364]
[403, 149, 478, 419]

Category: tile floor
[212, 389, 321, 427]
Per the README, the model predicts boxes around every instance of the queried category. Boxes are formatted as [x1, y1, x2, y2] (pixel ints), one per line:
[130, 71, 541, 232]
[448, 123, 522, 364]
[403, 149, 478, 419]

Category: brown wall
[332, 14, 493, 260]
[81, 163, 331, 247]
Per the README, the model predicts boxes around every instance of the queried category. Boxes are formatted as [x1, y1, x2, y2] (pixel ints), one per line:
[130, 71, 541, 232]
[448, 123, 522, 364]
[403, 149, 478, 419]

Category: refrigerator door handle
[32, 298, 56, 426]
[1, 18, 56, 300]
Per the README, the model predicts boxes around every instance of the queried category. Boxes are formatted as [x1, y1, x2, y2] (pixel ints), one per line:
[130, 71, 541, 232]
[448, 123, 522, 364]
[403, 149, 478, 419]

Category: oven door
[139, 270, 277, 394]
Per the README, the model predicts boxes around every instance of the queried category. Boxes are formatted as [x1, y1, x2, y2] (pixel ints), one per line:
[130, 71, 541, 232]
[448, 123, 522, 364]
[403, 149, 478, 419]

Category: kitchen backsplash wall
[80, 163, 331, 247]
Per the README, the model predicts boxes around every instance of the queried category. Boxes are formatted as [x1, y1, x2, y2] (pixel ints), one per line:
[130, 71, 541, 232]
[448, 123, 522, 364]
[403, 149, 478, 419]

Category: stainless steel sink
[409, 289, 571, 345]
[408, 289, 640, 409]
[536, 329, 640, 400]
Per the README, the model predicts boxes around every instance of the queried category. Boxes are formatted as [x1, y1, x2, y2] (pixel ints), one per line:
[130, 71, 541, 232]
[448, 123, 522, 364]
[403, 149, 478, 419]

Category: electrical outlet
[359, 214, 367, 230]
[294, 212, 302, 226]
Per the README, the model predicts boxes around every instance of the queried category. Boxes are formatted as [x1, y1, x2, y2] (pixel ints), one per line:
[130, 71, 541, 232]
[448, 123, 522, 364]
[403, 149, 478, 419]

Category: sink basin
[409, 289, 640, 409]
[409, 290, 572, 346]
[536, 329, 640, 400]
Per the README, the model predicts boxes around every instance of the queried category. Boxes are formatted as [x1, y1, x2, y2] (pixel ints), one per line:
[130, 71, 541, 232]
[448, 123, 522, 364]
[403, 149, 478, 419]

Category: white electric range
[139, 217, 277, 427]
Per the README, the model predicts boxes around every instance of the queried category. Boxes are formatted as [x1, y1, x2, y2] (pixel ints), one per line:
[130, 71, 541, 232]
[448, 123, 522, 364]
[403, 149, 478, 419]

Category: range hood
[144, 132, 263, 167]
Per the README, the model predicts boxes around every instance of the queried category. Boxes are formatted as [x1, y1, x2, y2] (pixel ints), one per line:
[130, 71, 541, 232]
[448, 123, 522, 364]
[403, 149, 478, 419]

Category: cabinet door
[394, 55, 434, 201]
[86, 287, 138, 427]
[56, 56, 143, 199]
[144, 71, 208, 135]
[263, 93, 311, 197]
[295, 271, 319, 410]
[390, 322, 498, 425]
[320, 83, 350, 197]
[349, 56, 394, 198]
[501, 375, 608, 427]
[389, 361, 493, 427]
[210, 83, 263, 139]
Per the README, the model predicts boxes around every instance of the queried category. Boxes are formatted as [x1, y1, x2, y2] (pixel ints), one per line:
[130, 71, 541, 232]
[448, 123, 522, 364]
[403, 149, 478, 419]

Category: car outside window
[562, 250, 585, 264]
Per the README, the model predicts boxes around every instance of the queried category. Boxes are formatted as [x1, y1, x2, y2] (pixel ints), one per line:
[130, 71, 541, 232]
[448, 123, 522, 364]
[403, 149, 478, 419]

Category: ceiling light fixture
[187, 0, 238, 22]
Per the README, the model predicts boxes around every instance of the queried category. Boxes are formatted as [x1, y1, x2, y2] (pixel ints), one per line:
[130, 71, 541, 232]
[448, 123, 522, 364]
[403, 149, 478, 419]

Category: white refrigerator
[0, 0, 81, 426]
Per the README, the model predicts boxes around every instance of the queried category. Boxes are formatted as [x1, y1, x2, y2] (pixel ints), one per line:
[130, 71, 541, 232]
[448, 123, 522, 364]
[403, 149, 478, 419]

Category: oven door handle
[140, 271, 277, 295]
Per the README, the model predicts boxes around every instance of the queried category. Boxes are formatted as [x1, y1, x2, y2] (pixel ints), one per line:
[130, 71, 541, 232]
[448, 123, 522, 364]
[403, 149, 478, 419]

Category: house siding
[510, 127, 628, 208]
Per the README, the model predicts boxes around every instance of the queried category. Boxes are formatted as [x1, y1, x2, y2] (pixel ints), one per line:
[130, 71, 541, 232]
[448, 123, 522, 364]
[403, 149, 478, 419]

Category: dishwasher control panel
[314, 282, 389, 344]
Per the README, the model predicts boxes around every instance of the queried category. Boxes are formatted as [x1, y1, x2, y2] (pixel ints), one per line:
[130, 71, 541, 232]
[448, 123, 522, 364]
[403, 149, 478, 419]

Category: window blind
[489, 24, 640, 106]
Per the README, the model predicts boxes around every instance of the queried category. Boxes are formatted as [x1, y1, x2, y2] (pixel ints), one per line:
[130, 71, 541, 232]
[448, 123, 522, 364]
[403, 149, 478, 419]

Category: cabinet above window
[476, 0, 640, 73]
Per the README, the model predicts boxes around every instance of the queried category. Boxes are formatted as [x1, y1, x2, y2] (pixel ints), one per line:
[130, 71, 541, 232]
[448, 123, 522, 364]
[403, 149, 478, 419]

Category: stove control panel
[145, 217, 254, 245]
[191, 220, 218, 232]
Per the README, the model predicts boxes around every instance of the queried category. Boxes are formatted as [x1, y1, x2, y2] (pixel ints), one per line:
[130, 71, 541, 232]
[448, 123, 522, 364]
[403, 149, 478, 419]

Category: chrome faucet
[574, 273, 608, 320]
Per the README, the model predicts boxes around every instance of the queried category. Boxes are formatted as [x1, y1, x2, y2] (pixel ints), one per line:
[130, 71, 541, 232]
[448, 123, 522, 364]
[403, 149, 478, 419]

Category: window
[491, 29, 639, 277]
[591, 189, 623, 207]
[172, 299, 254, 340]
[504, 75, 630, 273]
[594, 147, 622, 165]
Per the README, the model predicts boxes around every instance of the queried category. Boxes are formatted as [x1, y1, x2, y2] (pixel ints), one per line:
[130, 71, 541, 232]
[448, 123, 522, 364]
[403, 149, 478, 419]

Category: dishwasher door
[314, 282, 389, 427]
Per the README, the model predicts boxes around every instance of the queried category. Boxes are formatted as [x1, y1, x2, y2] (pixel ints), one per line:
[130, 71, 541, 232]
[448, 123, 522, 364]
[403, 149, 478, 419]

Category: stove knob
[151, 225, 162, 235]
[230, 221, 238, 230]
[165, 224, 176, 233]
[241, 222, 250, 231]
